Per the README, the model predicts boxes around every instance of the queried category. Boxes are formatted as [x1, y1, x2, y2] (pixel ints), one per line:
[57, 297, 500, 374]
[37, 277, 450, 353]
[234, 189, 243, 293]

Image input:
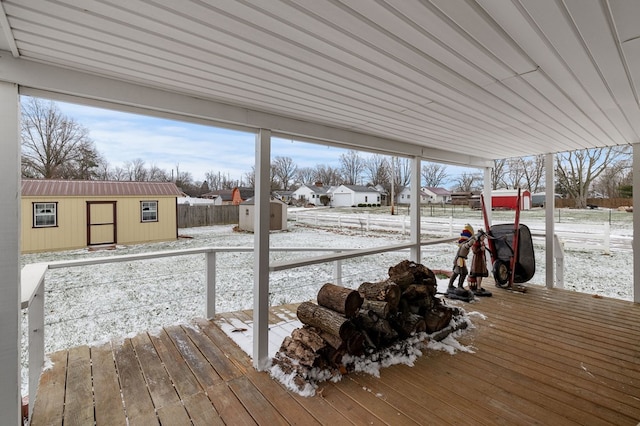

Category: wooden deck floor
[30, 285, 640, 425]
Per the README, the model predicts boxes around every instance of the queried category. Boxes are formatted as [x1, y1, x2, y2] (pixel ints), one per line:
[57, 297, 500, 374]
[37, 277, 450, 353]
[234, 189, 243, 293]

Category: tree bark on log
[297, 302, 356, 340]
[278, 336, 318, 367]
[361, 299, 389, 318]
[291, 327, 326, 352]
[356, 309, 398, 341]
[394, 313, 427, 337]
[357, 280, 400, 310]
[316, 283, 363, 318]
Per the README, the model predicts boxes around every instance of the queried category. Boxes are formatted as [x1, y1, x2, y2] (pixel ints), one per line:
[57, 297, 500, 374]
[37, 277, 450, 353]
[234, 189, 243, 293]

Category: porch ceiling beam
[0, 51, 492, 168]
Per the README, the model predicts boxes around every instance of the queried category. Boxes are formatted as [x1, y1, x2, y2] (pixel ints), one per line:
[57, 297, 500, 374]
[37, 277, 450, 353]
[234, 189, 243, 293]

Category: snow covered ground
[20, 207, 634, 394]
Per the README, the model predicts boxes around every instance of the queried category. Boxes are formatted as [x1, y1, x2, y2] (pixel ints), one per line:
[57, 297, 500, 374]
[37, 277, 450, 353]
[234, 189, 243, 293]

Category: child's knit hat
[458, 224, 474, 243]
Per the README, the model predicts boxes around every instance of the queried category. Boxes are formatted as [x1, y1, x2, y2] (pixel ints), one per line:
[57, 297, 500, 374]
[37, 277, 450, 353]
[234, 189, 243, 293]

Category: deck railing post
[553, 234, 564, 289]
[205, 251, 216, 318]
[333, 252, 343, 285]
[28, 278, 45, 421]
[603, 222, 610, 255]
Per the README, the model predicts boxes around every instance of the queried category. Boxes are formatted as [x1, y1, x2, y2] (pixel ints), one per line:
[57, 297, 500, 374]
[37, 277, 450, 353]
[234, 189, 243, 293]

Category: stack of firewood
[273, 260, 463, 383]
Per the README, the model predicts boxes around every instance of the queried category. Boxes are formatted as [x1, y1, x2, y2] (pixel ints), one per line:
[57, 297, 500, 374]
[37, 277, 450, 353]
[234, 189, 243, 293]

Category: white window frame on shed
[33, 202, 57, 228]
[141, 200, 158, 222]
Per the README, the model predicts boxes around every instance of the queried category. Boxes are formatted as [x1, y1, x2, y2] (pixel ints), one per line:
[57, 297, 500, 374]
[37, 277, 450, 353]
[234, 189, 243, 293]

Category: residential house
[232, 187, 255, 205]
[21, 179, 182, 253]
[396, 187, 429, 205]
[421, 187, 452, 204]
[202, 189, 234, 205]
[330, 185, 381, 207]
[291, 184, 330, 206]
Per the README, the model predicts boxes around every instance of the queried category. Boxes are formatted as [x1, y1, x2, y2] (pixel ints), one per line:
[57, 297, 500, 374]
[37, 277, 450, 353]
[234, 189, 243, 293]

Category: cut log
[361, 299, 389, 318]
[388, 260, 437, 289]
[316, 283, 363, 318]
[357, 280, 401, 310]
[424, 305, 454, 333]
[402, 284, 430, 300]
[278, 336, 318, 367]
[297, 302, 356, 340]
[393, 313, 427, 337]
[356, 310, 398, 341]
[291, 327, 326, 352]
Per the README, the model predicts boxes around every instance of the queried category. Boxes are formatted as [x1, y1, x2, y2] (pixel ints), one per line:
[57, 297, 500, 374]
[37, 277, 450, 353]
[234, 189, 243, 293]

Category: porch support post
[633, 144, 639, 303]
[545, 153, 555, 289]
[410, 157, 421, 262]
[483, 167, 492, 227]
[0, 82, 20, 425]
[253, 129, 271, 370]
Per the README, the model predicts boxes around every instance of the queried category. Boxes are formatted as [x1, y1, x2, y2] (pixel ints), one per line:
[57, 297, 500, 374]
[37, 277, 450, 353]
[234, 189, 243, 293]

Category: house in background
[21, 179, 182, 253]
[238, 197, 288, 232]
[177, 195, 222, 206]
[421, 187, 452, 204]
[202, 189, 234, 204]
[232, 187, 255, 205]
[330, 185, 381, 207]
[291, 183, 330, 206]
[396, 187, 427, 205]
[273, 190, 294, 204]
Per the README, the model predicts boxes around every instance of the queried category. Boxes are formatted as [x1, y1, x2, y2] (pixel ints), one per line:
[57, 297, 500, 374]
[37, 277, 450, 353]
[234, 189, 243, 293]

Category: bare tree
[591, 158, 630, 198]
[520, 155, 545, 193]
[272, 156, 298, 190]
[21, 98, 103, 179]
[314, 164, 342, 186]
[148, 164, 169, 181]
[124, 158, 148, 181]
[491, 159, 507, 189]
[421, 162, 449, 187]
[365, 154, 390, 186]
[505, 158, 526, 189]
[390, 157, 411, 194]
[244, 168, 255, 188]
[340, 150, 365, 185]
[555, 147, 629, 208]
[454, 172, 481, 192]
[295, 167, 315, 185]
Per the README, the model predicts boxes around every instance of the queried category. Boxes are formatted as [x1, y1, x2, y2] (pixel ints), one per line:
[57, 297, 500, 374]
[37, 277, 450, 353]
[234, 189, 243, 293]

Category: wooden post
[253, 129, 271, 370]
[205, 251, 216, 318]
[0, 81, 20, 425]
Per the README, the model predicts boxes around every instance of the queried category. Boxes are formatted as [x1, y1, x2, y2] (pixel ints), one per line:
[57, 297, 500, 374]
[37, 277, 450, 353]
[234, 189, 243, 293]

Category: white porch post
[483, 167, 492, 227]
[545, 153, 555, 289]
[410, 157, 421, 262]
[0, 82, 21, 425]
[253, 129, 271, 370]
[633, 144, 639, 303]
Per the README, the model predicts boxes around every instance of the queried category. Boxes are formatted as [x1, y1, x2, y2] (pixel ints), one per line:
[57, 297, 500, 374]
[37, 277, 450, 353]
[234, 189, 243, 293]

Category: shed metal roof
[21, 179, 183, 197]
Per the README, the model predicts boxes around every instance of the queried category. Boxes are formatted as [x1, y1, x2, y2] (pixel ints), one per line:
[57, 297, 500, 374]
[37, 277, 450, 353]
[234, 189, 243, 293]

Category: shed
[238, 197, 288, 232]
[21, 179, 182, 253]
[491, 189, 532, 210]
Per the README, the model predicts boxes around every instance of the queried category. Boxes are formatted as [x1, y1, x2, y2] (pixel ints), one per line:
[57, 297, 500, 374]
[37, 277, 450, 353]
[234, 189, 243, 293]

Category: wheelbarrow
[481, 189, 535, 292]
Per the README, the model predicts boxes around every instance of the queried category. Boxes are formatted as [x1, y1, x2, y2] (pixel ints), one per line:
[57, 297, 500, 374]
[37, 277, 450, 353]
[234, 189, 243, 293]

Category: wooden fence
[177, 204, 239, 228]
[555, 197, 633, 209]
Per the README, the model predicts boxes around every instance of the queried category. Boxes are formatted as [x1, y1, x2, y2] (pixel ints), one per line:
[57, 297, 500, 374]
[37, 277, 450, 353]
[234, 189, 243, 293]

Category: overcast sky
[52, 99, 473, 186]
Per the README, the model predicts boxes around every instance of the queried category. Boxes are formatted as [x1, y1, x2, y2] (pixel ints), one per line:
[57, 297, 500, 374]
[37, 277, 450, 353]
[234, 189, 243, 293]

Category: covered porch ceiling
[0, 0, 639, 166]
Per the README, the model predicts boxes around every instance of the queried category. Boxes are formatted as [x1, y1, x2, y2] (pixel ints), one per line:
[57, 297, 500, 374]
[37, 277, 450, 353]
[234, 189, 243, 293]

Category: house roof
[203, 190, 233, 201]
[21, 179, 183, 197]
[424, 187, 451, 196]
[342, 185, 379, 193]
[0, 2, 636, 167]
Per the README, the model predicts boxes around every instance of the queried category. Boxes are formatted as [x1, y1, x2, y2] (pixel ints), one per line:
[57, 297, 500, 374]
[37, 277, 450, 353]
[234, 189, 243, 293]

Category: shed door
[87, 201, 117, 245]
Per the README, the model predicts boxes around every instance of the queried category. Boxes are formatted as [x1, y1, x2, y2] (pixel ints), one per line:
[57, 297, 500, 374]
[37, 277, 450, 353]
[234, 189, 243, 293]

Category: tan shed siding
[115, 197, 177, 245]
[22, 197, 88, 253]
[21, 196, 178, 253]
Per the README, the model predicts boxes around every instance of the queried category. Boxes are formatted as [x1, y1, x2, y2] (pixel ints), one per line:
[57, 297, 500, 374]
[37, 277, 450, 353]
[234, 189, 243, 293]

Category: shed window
[141, 201, 158, 222]
[34, 202, 57, 227]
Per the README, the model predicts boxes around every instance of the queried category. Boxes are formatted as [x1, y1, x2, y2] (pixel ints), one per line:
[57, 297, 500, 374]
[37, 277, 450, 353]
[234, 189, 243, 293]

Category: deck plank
[30, 350, 67, 426]
[131, 332, 181, 410]
[156, 401, 192, 425]
[63, 346, 93, 426]
[206, 382, 257, 425]
[182, 323, 243, 381]
[182, 391, 225, 426]
[92, 343, 127, 426]
[228, 375, 290, 425]
[113, 338, 158, 425]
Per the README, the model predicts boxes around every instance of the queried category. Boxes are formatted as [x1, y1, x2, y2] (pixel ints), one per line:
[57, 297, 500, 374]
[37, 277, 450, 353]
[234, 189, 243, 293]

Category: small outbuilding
[491, 189, 532, 210]
[239, 197, 288, 232]
[21, 179, 183, 253]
